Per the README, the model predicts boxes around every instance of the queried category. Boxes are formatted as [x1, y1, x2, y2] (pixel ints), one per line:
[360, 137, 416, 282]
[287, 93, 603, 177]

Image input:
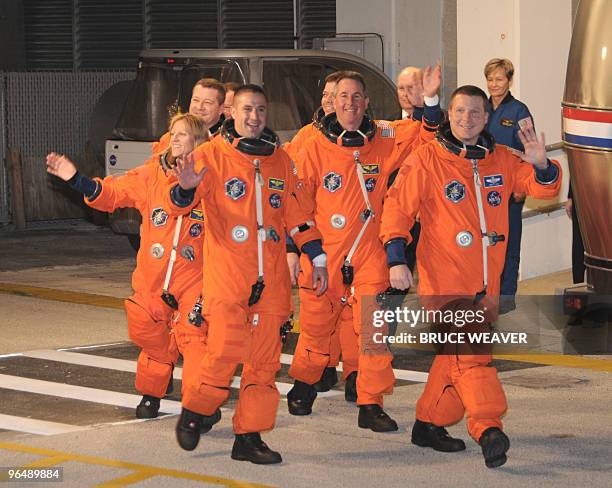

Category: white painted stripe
[279, 353, 429, 383]
[0, 373, 182, 415]
[0, 353, 24, 359]
[20, 349, 342, 398]
[0, 413, 89, 436]
[563, 118, 612, 139]
[58, 342, 127, 351]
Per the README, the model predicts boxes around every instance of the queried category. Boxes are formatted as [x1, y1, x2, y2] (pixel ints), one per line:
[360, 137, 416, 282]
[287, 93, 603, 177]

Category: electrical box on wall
[313, 34, 384, 72]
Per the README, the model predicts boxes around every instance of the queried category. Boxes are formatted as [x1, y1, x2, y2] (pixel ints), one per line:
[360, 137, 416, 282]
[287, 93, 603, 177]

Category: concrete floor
[0, 220, 611, 487]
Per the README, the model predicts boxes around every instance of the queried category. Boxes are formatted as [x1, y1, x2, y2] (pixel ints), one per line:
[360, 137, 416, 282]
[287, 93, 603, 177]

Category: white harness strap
[471, 159, 488, 291]
[163, 215, 183, 293]
[254, 159, 265, 280]
[345, 151, 374, 265]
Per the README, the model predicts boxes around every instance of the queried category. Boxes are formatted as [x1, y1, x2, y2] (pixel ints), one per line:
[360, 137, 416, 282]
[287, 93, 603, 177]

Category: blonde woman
[46, 114, 216, 423]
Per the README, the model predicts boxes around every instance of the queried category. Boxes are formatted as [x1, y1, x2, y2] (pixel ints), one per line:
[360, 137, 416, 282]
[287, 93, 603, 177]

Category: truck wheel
[127, 234, 141, 251]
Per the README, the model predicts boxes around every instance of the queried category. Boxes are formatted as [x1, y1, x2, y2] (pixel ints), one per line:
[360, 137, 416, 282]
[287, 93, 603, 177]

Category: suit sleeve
[282, 151, 322, 249]
[380, 151, 429, 246]
[85, 164, 151, 213]
[391, 118, 438, 173]
[509, 150, 562, 199]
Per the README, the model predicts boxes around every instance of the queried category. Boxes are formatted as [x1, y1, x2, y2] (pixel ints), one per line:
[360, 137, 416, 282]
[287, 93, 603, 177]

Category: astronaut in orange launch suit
[165, 84, 329, 464]
[45, 114, 210, 419]
[286, 67, 443, 432]
[380, 85, 561, 468]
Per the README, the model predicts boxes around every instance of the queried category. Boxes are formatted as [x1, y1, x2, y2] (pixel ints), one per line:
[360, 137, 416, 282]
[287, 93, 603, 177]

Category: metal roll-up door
[296, 0, 336, 49]
[144, 0, 218, 49]
[23, 0, 73, 70]
[219, 0, 294, 48]
[75, 0, 144, 70]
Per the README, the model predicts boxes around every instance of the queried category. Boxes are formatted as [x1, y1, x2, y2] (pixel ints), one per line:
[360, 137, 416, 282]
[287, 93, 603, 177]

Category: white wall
[457, 0, 516, 88]
[336, 0, 443, 81]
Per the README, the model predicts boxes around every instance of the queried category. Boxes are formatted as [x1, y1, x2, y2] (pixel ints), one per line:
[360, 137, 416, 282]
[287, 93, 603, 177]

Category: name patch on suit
[483, 174, 504, 188]
[190, 209, 204, 221]
[361, 164, 380, 175]
[268, 178, 285, 191]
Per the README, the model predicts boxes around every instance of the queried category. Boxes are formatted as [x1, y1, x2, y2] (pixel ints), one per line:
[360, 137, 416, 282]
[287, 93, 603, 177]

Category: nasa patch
[151, 207, 168, 227]
[225, 177, 246, 200]
[483, 174, 504, 188]
[269, 193, 282, 209]
[189, 223, 202, 237]
[268, 178, 285, 192]
[487, 191, 502, 207]
[365, 177, 377, 192]
[445, 180, 466, 203]
[323, 172, 342, 193]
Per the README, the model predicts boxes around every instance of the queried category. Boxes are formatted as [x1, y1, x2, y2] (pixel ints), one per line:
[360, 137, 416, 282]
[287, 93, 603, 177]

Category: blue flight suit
[487, 91, 533, 304]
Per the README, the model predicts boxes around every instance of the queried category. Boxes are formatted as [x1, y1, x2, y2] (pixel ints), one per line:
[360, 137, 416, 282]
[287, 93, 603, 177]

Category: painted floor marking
[0, 413, 89, 436]
[0, 442, 275, 487]
[0, 373, 182, 415]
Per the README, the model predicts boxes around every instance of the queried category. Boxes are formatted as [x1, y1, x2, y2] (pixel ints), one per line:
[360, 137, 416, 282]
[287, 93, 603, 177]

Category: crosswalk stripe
[19, 349, 342, 397]
[278, 353, 429, 383]
[0, 413, 89, 436]
[0, 373, 182, 415]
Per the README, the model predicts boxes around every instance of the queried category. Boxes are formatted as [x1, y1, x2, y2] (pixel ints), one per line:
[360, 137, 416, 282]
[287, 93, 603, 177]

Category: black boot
[200, 408, 222, 434]
[175, 408, 220, 450]
[411, 419, 466, 452]
[176, 408, 202, 451]
[358, 404, 398, 432]
[231, 433, 282, 464]
[135, 395, 160, 419]
[479, 427, 510, 468]
[344, 371, 357, 402]
[287, 380, 317, 415]
[313, 367, 339, 392]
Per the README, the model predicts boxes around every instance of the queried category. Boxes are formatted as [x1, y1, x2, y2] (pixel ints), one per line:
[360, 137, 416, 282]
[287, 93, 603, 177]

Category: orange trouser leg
[182, 299, 246, 416]
[415, 355, 466, 427]
[289, 288, 340, 384]
[328, 327, 341, 368]
[354, 284, 395, 406]
[338, 305, 359, 379]
[173, 286, 208, 396]
[233, 313, 283, 434]
[125, 295, 177, 398]
[452, 354, 507, 442]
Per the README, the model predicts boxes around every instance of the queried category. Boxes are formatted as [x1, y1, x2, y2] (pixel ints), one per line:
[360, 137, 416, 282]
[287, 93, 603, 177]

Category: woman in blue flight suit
[484, 58, 534, 313]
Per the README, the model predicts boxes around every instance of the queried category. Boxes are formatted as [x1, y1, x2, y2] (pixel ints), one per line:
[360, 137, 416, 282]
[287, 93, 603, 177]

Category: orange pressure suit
[85, 158, 207, 399]
[289, 114, 437, 406]
[286, 115, 433, 379]
[165, 130, 323, 434]
[380, 126, 561, 441]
